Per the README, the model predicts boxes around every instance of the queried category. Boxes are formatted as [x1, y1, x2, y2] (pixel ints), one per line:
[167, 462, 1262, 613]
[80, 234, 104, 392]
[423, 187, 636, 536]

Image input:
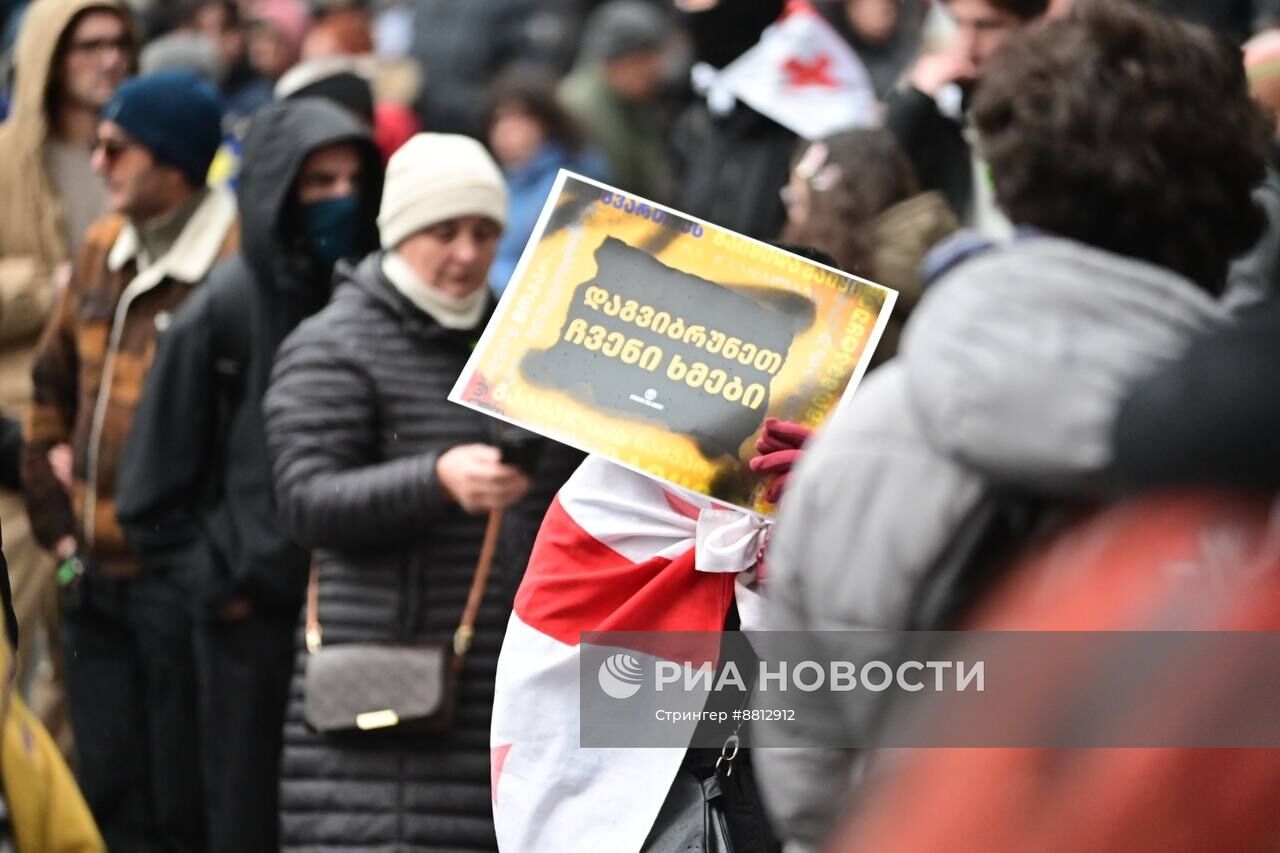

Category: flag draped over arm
[490, 455, 770, 853]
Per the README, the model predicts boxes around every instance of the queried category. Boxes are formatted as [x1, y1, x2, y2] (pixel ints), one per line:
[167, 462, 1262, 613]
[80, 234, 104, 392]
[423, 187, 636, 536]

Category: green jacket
[559, 65, 673, 204]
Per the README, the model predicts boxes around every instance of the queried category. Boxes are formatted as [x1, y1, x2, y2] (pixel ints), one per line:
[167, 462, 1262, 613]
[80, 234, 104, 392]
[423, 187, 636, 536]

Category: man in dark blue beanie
[99, 67, 223, 204]
[22, 65, 238, 852]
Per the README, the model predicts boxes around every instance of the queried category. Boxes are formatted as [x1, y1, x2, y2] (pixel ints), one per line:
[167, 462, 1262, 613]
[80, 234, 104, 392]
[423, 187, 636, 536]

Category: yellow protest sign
[451, 173, 896, 515]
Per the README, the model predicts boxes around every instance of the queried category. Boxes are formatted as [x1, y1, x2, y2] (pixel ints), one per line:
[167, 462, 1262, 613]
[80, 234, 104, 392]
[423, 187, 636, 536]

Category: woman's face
[489, 103, 546, 169]
[397, 216, 502, 299]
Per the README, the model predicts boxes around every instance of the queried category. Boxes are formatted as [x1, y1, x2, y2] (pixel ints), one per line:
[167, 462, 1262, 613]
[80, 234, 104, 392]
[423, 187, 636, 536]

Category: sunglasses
[92, 135, 139, 165]
[68, 36, 133, 56]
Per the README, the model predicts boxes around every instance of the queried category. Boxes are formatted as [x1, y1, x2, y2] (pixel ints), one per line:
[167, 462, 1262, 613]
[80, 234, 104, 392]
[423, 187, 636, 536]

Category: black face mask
[302, 193, 362, 268]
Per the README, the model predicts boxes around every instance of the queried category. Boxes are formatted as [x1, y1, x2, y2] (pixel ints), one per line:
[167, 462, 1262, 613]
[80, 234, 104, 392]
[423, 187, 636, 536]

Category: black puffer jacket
[264, 252, 579, 852]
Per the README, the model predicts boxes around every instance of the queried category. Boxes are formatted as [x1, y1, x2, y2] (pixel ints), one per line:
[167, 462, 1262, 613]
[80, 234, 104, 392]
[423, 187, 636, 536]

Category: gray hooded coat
[755, 236, 1226, 849]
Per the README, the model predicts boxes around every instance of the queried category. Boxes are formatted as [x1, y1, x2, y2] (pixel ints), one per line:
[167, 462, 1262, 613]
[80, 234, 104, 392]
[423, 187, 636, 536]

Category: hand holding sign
[750, 417, 813, 505]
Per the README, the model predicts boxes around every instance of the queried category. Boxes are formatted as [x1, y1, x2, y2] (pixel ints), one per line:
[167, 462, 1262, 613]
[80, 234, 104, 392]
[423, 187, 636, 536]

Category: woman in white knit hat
[263, 133, 583, 852]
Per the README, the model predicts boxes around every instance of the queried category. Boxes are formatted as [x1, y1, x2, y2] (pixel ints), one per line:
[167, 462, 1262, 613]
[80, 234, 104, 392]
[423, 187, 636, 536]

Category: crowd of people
[0, 0, 1278, 851]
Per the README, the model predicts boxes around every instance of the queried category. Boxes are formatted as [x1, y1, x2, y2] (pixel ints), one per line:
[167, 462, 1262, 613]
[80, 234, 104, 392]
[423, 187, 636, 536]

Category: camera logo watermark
[597, 652, 645, 699]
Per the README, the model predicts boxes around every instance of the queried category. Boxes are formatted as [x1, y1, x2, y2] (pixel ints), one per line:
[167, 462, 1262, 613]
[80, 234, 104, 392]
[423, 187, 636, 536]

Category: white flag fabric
[713, 0, 878, 140]
[490, 456, 769, 853]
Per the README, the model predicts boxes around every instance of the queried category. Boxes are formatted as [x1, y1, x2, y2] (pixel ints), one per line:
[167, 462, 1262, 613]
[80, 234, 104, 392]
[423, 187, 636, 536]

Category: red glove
[754, 417, 812, 455]
[749, 418, 813, 505]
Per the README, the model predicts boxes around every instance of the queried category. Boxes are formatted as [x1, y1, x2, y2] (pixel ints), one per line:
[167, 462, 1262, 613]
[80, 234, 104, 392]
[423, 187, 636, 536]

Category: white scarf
[381, 251, 488, 330]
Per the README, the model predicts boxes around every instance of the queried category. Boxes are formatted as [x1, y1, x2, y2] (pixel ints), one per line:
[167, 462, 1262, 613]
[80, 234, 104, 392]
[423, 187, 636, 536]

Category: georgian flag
[711, 0, 878, 140]
[490, 456, 769, 853]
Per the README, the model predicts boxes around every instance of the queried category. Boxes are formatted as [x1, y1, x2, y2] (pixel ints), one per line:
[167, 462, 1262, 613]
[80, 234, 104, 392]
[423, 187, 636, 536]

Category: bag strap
[204, 260, 253, 513]
[304, 508, 504, 659]
[903, 490, 1050, 631]
[210, 262, 252, 367]
[453, 509, 503, 664]
[305, 558, 322, 653]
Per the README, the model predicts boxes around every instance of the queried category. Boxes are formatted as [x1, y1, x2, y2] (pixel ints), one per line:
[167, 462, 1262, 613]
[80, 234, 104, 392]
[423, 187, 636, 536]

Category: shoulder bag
[302, 509, 503, 735]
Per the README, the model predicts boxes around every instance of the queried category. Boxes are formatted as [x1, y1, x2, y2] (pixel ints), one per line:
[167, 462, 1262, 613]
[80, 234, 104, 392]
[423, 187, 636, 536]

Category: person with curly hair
[886, 0, 1050, 231]
[755, 1, 1272, 849]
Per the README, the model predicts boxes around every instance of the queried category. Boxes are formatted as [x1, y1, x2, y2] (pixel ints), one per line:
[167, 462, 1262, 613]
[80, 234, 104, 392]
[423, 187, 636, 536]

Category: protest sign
[450, 172, 896, 515]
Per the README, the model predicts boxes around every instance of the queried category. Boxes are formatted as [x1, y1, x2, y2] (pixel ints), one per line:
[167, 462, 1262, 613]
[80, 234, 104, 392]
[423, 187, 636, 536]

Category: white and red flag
[490, 456, 769, 853]
[712, 0, 878, 140]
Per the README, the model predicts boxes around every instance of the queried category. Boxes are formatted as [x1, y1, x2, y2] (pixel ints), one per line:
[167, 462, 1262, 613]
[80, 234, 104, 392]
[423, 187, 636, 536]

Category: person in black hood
[115, 97, 383, 853]
[672, 0, 795, 240]
[821, 0, 927, 99]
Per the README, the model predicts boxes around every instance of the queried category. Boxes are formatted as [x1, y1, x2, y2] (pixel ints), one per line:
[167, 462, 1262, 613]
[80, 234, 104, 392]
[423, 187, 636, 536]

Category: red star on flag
[783, 55, 837, 88]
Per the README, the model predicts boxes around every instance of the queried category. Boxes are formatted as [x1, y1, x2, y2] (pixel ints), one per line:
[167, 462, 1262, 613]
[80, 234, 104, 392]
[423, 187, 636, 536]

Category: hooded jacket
[754, 236, 1226, 849]
[116, 99, 382, 614]
[1, 0, 135, 629]
[0, 0, 132, 419]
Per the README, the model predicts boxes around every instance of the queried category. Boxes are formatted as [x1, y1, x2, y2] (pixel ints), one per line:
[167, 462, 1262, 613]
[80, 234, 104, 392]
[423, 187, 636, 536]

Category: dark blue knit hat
[102, 69, 224, 187]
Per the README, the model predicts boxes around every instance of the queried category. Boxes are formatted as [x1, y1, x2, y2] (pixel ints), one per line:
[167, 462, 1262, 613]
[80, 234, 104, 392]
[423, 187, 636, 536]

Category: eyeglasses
[68, 36, 132, 57]
[92, 135, 138, 166]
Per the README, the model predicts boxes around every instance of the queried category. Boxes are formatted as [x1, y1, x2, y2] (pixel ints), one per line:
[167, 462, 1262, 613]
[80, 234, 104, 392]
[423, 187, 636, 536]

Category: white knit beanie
[377, 133, 508, 249]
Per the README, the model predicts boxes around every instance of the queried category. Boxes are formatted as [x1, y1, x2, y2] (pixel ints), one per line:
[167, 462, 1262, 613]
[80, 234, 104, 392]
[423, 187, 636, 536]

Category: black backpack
[904, 491, 1053, 631]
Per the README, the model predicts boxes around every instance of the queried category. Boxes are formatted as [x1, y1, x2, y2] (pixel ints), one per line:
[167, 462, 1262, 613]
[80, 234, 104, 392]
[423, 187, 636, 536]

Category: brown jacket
[22, 187, 239, 573]
[0, 0, 132, 419]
